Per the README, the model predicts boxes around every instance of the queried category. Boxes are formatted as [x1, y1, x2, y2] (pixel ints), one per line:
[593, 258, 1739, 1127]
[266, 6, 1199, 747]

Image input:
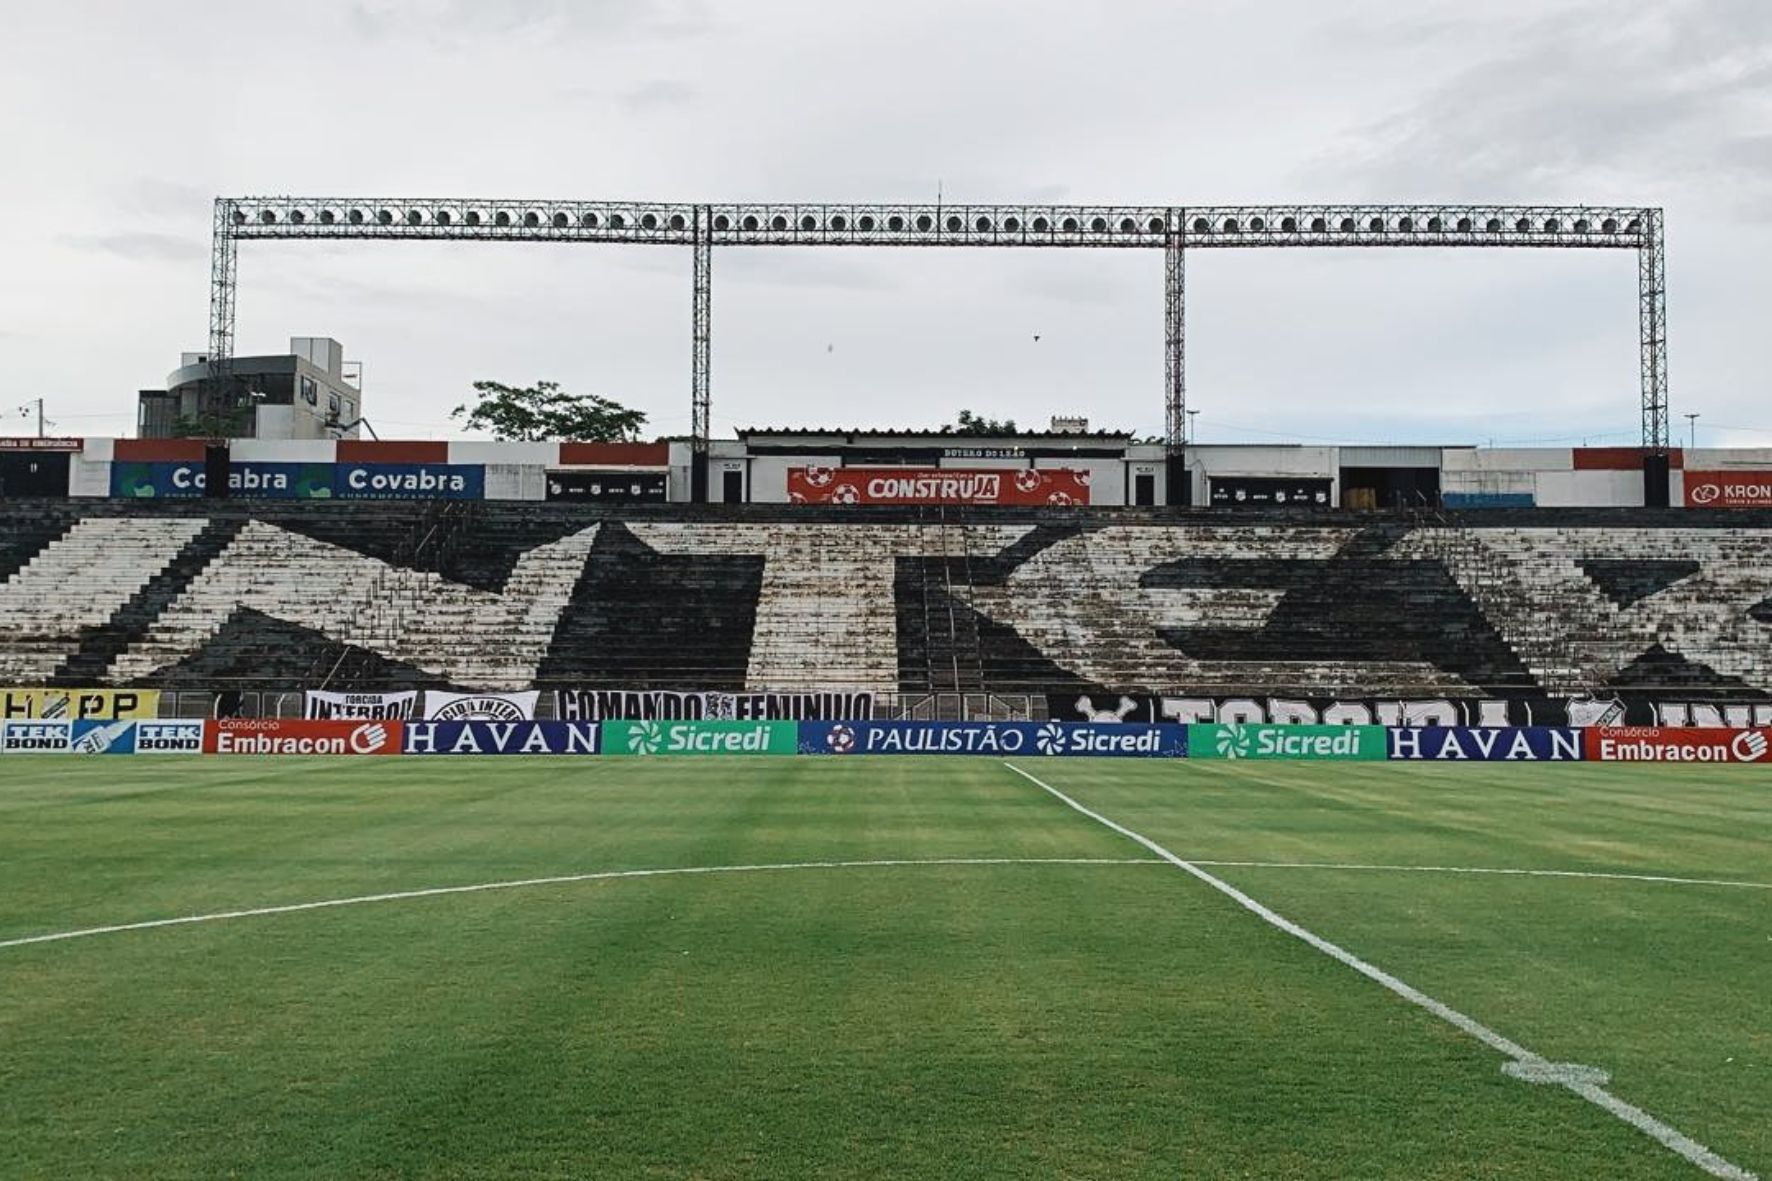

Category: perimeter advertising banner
[0, 721, 73, 753]
[601, 720, 798, 756]
[403, 721, 598, 755]
[1584, 727, 1772, 763]
[1189, 724, 1386, 761]
[1682, 471, 1772, 509]
[1387, 727, 1585, 762]
[204, 719, 404, 755]
[786, 466, 1091, 506]
[109, 462, 334, 499]
[798, 721, 1188, 757]
[334, 463, 484, 500]
[1, 689, 160, 721]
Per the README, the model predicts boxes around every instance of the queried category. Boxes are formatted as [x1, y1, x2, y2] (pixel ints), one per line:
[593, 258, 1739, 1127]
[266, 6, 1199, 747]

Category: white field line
[1190, 861, 1772, 892]
[1002, 762, 1759, 1181]
[0, 857, 1157, 953]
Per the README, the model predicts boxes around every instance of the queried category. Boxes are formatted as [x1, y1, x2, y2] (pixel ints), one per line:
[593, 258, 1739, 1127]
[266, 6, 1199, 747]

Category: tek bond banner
[1, 720, 205, 754]
[1585, 727, 1772, 763]
[403, 721, 598, 755]
[1386, 727, 1585, 762]
[1190, 724, 1387, 761]
[798, 721, 1188, 757]
[1, 688, 160, 720]
[602, 720, 799, 756]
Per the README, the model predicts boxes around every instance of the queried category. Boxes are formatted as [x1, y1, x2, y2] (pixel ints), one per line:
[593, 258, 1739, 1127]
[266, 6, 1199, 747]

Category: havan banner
[787, 466, 1091, 506]
[556, 689, 874, 722]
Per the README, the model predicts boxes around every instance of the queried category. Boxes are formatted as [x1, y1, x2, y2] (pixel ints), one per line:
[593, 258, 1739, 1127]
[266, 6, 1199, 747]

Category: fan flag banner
[786, 466, 1091, 506]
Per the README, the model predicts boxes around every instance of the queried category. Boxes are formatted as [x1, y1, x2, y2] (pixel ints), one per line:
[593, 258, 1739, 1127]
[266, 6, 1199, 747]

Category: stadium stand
[1, 501, 1769, 704]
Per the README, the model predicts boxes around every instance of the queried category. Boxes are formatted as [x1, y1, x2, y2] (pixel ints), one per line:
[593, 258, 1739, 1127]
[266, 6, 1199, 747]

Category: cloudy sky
[3, 0, 1770, 447]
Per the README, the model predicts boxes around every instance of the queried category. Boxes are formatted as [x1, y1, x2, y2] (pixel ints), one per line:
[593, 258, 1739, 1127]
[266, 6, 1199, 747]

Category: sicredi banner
[403, 721, 598, 755]
[798, 721, 1188, 757]
[1189, 724, 1386, 761]
[1, 688, 160, 720]
[422, 691, 540, 721]
[786, 466, 1091, 506]
[132, 720, 205, 753]
[1683, 471, 1772, 509]
[304, 690, 419, 720]
[1387, 727, 1584, 762]
[1, 720, 72, 753]
[602, 720, 798, 756]
[109, 462, 332, 499]
[205, 719, 404, 755]
[70, 720, 138, 754]
[1584, 727, 1772, 763]
[334, 463, 484, 500]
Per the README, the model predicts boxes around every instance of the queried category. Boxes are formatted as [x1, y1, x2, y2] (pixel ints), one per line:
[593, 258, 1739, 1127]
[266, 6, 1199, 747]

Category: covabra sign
[110, 462, 484, 500]
[1387, 727, 1584, 761]
[603, 720, 799, 756]
[1190, 724, 1386, 761]
[798, 721, 1188, 757]
[1584, 727, 1772, 763]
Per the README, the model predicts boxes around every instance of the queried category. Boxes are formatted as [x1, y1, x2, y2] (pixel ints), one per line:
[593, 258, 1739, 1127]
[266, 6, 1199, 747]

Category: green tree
[452, 380, 647, 442]
[951, 409, 1017, 436]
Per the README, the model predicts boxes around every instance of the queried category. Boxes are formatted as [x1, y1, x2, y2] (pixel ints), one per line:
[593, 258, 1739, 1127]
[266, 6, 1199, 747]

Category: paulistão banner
[601, 720, 798, 756]
[1189, 724, 1386, 761]
[798, 721, 1188, 757]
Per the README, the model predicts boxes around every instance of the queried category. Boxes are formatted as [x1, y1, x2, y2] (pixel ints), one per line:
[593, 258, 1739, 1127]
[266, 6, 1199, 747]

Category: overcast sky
[4, 0, 1770, 447]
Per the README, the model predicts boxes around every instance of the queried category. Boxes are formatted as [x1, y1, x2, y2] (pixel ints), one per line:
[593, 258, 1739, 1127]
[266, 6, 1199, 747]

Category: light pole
[1185, 409, 1199, 443]
[1684, 412, 1699, 451]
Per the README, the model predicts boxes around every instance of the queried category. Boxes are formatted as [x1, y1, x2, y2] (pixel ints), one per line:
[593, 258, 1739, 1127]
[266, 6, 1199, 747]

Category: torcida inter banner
[1683, 471, 1772, 509]
[787, 466, 1091, 506]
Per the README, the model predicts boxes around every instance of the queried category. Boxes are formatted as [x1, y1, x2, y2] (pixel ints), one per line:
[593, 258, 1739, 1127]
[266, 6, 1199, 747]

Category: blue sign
[1387, 727, 1584, 761]
[70, 720, 138, 754]
[1442, 492, 1536, 509]
[335, 463, 484, 500]
[1, 720, 72, 753]
[403, 721, 599, 755]
[110, 461, 333, 499]
[133, 721, 205, 753]
[798, 721, 1187, 757]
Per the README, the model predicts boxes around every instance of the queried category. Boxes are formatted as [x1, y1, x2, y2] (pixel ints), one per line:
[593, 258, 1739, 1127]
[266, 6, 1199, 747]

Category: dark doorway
[1133, 472, 1156, 507]
[1339, 466, 1441, 510]
[0, 452, 71, 498]
[721, 469, 745, 503]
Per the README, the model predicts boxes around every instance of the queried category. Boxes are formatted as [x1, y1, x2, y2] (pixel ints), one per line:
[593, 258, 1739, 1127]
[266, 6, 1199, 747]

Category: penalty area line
[1189, 861, 1772, 892]
[0, 857, 1158, 953]
[1002, 761, 1758, 1181]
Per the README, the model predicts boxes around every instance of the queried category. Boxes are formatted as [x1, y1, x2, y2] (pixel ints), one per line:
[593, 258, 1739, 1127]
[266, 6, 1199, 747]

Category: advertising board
[403, 722, 599, 755]
[205, 719, 404, 755]
[1584, 727, 1772, 763]
[787, 466, 1090, 506]
[1188, 724, 1385, 760]
[601, 720, 798, 756]
[1387, 727, 1584, 761]
[797, 721, 1187, 757]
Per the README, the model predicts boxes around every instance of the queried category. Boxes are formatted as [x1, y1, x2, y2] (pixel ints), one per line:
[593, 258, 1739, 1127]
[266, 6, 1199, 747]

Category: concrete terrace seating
[0, 500, 1768, 699]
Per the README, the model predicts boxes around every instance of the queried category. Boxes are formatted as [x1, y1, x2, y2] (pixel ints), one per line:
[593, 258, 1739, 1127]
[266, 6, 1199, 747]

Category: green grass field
[0, 756, 1767, 1179]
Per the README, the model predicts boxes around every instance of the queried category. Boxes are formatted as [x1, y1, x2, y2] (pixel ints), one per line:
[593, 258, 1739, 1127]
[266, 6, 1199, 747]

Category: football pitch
[0, 758, 1766, 1179]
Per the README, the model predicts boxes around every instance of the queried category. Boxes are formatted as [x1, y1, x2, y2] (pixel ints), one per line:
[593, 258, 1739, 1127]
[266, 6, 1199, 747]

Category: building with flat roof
[138, 337, 363, 440]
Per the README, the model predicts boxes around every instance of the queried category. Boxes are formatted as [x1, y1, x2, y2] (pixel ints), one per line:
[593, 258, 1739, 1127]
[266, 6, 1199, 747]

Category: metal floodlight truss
[209, 198, 1672, 452]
